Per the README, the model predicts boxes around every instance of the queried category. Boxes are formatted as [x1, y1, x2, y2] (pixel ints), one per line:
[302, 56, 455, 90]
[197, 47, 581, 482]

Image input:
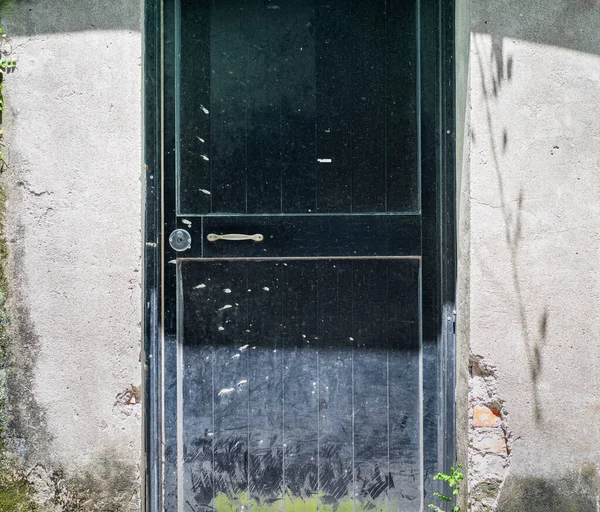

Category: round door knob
[169, 229, 192, 251]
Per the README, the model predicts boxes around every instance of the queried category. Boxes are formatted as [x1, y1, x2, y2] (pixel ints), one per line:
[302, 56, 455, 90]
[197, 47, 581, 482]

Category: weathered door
[147, 0, 455, 510]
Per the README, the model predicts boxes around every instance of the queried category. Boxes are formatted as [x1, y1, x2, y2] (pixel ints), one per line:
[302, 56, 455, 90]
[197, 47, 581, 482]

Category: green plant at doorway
[428, 464, 464, 512]
[0, 21, 16, 171]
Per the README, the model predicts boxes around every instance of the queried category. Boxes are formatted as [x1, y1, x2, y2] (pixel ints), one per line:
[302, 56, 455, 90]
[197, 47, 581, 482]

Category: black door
[145, 1, 455, 510]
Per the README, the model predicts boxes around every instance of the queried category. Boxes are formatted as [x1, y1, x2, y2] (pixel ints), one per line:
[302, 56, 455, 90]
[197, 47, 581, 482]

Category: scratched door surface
[179, 259, 420, 512]
[161, 0, 452, 510]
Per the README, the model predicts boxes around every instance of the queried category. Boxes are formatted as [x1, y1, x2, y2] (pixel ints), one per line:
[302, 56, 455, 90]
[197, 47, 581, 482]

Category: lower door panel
[176, 258, 422, 511]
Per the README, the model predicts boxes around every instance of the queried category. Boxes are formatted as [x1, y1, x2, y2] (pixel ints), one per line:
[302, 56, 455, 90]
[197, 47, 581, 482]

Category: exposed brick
[469, 356, 512, 512]
[473, 405, 501, 428]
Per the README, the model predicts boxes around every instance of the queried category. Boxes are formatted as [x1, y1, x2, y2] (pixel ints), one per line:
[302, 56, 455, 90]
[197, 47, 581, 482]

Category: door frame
[142, 0, 456, 509]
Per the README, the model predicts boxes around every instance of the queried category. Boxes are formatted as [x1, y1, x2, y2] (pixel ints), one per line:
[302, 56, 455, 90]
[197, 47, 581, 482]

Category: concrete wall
[0, 1, 142, 510]
[458, 0, 600, 510]
[0, 0, 599, 510]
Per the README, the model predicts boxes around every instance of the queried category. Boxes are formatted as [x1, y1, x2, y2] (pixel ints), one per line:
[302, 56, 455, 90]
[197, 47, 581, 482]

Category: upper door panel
[176, 0, 419, 216]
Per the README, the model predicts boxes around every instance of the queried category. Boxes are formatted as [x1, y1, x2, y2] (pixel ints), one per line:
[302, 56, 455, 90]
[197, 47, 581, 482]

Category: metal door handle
[207, 233, 264, 242]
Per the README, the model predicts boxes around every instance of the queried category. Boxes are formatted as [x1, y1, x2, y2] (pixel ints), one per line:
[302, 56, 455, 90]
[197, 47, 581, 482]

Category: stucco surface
[0, 0, 599, 509]
[1, 0, 142, 508]
[461, 0, 600, 508]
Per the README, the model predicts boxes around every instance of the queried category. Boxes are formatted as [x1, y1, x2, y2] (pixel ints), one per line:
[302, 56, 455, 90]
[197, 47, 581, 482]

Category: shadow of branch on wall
[472, 34, 549, 425]
[472, 0, 600, 57]
[2, 0, 140, 36]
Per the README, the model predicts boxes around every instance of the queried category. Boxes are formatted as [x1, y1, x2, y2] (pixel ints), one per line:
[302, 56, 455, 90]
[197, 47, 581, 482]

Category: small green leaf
[433, 493, 452, 503]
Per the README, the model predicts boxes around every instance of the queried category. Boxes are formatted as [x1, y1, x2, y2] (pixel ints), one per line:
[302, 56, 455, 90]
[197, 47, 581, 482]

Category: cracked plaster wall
[1, 0, 142, 509]
[458, 0, 600, 510]
[2, 0, 600, 510]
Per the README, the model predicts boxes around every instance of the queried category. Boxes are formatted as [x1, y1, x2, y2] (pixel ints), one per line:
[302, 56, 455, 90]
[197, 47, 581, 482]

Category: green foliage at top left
[0, 1, 17, 16]
[0, 22, 17, 169]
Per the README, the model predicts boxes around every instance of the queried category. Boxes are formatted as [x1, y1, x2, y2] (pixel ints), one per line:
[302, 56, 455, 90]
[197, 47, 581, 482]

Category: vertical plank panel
[211, 262, 250, 508]
[388, 260, 421, 510]
[282, 262, 320, 505]
[350, 1, 386, 213]
[246, 1, 284, 214]
[179, 0, 211, 214]
[211, 1, 248, 213]
[182, 262, 215, 508]
[315, 0, 352, 213]
[317, 261, 354, 508]
[280, 1, 317, 213]
[247, 262, 285, 509]
[386, 0, 419, 212]
[352, 260, 390, 511]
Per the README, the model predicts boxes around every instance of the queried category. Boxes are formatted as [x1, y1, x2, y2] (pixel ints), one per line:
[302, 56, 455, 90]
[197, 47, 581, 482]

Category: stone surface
[1, 0, 142, 509]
